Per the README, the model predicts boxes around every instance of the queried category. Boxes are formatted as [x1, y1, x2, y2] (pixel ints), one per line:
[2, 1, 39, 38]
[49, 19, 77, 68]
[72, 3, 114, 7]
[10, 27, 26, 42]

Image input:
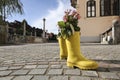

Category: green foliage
[58, 21, 66, 28]
[57, 10, 80, 39]
[0, 0, 24, 21]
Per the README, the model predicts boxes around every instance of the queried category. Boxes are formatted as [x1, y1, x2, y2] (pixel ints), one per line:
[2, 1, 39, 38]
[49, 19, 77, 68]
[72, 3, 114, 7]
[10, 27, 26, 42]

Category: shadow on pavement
[95, 59, 120, 72]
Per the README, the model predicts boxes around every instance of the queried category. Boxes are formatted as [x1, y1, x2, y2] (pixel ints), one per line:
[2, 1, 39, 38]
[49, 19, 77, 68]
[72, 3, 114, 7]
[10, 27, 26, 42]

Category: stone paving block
[37, 65, 49, 69]
[64, 69, 81, 75]
[98, 72, 120, 79]
[11, 70, 29, 75]
[3, 60, 14, 64]
[70, 76, 91, 80]
[0, 76, 14, 80]
[108, 68, 120, 72]
[82, 71, 98, 77]
[24, 65, 37, 69]
[49, 62, 60, 65]
[47, 69, 63, 75]
[12, 63, 25, 66]
[50, 76, 68, 80]
[8, 66, 22, 70]
[96, 67, 108, 72]
[118, 73, 120, 77]
[0, 67, 8, 71]
[109, 63, 120, 68]
[29, 69, 46, 75]
[50, 65, 62, 69]
[0, 71, 12, 76]
[47, 58, 56, 61]
[37, 61, 49, 65]
[91, 78, 110, 80]
[32, 76, 49, 80]
[26, 62, 37, 65]
[13, 75, 33, 80]
[63, 65, 69, 69]
[60, 61, 66, 65]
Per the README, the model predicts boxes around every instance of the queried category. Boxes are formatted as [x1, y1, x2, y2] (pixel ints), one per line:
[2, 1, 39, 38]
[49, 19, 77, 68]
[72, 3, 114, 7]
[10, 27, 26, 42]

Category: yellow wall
[76, 0, 119, 42]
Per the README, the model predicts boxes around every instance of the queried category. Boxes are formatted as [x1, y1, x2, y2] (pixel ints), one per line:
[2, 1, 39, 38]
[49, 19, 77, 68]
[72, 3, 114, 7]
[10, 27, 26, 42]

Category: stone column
[43, 18, 46, 38]
[23, 21, 26, 36]
[5, 23, 9, 44]
[34, 30, 36, 37]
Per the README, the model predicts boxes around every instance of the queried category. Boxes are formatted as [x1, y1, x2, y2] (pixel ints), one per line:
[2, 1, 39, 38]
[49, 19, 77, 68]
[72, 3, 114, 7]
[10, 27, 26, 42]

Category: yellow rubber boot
[58, 37, 68, 60]
[66, 32, 98, 70]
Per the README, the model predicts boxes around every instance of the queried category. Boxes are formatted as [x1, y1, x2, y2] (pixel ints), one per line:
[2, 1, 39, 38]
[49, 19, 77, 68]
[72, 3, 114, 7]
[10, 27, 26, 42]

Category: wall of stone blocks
[0, 25, 7, 44]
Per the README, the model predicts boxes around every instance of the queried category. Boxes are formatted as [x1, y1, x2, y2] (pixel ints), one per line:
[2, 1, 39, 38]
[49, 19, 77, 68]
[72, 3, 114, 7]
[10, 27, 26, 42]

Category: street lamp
[43, 18, 46, 38]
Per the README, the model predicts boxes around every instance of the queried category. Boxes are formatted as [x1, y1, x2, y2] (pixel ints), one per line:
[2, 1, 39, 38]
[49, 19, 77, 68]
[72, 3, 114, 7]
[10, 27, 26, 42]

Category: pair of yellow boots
[58, 32, 98, 70]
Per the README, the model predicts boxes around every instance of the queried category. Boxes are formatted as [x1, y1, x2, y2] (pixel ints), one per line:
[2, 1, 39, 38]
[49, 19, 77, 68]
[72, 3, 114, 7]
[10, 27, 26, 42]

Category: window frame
[100, 0, 120, 16]
[86, 0, 96, 18]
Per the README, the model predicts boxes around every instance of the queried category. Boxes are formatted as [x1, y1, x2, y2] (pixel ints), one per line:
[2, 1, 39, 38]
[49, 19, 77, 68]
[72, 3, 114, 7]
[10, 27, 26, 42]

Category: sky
[6, 0, 75, 34]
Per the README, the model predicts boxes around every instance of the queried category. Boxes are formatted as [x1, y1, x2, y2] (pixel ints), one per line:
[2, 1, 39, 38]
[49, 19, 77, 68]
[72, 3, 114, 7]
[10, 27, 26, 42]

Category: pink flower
[77, 14, 81, 19]
[63, 15, 68, 22]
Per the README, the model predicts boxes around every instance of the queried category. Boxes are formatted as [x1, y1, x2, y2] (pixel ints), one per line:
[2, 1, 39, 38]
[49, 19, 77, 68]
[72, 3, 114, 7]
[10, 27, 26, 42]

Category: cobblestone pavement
[0, 43, 120, 80]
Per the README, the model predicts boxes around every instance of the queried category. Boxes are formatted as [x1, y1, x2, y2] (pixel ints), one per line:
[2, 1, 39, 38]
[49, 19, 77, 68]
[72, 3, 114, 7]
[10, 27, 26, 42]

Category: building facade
[71, 0, 120, 42]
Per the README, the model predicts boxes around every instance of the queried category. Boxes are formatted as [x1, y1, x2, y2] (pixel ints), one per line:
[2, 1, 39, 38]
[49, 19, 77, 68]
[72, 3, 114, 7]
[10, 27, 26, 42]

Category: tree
[0, 0, 24, 21]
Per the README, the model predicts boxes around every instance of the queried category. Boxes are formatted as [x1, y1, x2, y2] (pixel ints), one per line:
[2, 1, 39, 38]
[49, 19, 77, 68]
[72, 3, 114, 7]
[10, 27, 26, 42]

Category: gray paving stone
[63, 65, 68, 69]
[32, 76, 49, 80]
[64, 69, 81, 75]
[96, 67, 108, 72]
[99, 72, 120, 79]
[118, 73, 120, 77]
[0, 67, 8, 71]
[26, 62, 37, 65]
[59, 62, 66, 65]
[24, 65, 37, 69]
[0, 42, 120, 79]
[50, 76, 68, 80]
[49, 62, 60, 65]
[82, 71, 98, 77]
[37, 62, 49, 65]
[13, 75, 33, 80]
[8, 66, 22, 70]
[37, 65, 49, 69]
[12, 63, 25, 66]
[108, 68, 120, 72]
[47, 69, 63, 75]
[0, 76, 14, 80]
[11, 70, 29, 75]
[3, 60, 14, 64]
[29, 69, 46, 75]
[70, 76, 91, 80]
[91, 78, 110, 80]
[0, 71, 12, 76]
[50, 65, 62, 69]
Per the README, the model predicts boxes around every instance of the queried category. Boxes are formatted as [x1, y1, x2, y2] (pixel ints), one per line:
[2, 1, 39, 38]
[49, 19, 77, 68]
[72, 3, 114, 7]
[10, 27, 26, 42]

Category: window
[87, 0, 96, 17]
[113, 0, 120, 15]
[100, 0, 120, 16]
[100, 0, 111, 16]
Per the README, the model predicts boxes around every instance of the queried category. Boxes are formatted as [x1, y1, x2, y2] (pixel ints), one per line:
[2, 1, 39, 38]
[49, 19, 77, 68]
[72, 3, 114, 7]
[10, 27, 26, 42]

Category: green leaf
[70, 24, 75, 35]
[58, 21, 66, 28]
[74, 26, 80, 31]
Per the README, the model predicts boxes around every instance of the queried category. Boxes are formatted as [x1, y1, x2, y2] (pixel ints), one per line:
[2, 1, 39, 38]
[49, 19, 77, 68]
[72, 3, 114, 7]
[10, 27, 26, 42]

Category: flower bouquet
[57, 9, 80, 39]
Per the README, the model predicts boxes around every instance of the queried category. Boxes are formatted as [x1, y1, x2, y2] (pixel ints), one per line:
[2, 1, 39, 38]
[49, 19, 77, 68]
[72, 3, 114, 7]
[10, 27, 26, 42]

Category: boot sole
[67, 62, 98, 70]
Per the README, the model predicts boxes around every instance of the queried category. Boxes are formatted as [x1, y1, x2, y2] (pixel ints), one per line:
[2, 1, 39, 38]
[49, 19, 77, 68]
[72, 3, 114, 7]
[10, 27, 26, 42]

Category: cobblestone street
[0, 43, 120, 80]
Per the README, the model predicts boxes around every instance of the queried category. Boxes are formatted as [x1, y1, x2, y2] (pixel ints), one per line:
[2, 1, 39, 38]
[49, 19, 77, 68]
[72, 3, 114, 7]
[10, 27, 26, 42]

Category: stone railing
[101, 19, 120, 44]
[7, 34, 36, 44]
[101, 27, 112, 44]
